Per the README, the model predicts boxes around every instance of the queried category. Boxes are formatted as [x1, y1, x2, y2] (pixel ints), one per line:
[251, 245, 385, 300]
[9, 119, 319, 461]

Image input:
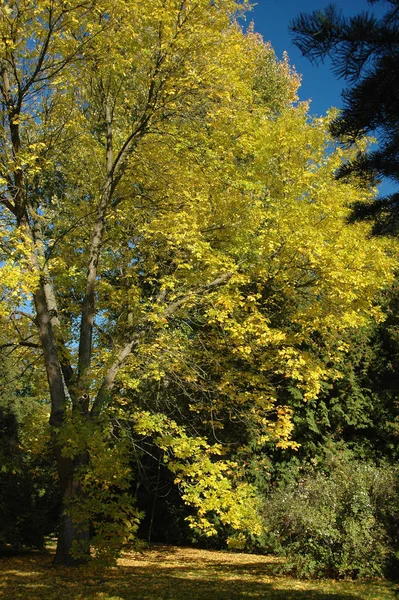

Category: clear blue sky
[251, 0, 386, 116]
[250, 0, 392, 195]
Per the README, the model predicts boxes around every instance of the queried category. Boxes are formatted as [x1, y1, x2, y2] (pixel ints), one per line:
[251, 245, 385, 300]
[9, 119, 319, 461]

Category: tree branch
[29, 210, 75, 394]
[77, 99, 114, 394]
[91, 271, 233, 417]
[0, 340, 40, 350]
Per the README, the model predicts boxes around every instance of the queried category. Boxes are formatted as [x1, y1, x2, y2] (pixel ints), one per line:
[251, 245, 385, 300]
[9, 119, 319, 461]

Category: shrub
[261, 454, 399, 578]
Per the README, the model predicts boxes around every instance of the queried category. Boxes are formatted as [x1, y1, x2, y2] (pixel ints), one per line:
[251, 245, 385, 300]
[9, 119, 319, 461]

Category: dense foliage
[261, 454, 399, 579]
[0, 0, 397, 573]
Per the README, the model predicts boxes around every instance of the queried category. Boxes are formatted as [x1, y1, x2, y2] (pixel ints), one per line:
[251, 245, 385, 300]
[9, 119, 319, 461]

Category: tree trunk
[53, 452, 91, 566]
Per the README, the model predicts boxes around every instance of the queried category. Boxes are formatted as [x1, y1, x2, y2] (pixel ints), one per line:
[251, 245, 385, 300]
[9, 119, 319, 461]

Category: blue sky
[250, 0, 392, 195]
[251, 0, 385, 116]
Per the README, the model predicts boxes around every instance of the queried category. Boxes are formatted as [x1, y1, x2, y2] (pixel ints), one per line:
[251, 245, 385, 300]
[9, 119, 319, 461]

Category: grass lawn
[0, 545, 397, 600]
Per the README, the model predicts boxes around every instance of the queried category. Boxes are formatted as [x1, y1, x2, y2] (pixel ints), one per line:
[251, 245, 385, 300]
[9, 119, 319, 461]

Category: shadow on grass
[0, 547, 397, 600]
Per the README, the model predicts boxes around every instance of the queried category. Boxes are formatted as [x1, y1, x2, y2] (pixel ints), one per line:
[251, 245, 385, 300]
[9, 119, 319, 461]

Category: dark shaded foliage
[0, 406, 60, 550]
[0, 352, 61, 550]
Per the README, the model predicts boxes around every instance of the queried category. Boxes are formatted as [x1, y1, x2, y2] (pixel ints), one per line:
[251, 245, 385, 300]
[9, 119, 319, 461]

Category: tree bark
[31, 254, 90, 566]
[54, 451, 91, 566]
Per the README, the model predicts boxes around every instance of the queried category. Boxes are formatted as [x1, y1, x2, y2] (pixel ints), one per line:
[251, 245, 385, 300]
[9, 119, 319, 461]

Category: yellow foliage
[0, 0, 397, 552]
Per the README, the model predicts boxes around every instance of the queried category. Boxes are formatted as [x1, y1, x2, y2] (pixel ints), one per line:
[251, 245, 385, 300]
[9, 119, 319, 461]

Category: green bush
[261, 454, 399, 578]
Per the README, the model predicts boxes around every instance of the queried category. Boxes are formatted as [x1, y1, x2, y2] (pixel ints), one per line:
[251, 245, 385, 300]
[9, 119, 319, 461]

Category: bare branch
[0, 340, 40, 350]
[0, 195, 16, 214]
[13, 310, 37, 323]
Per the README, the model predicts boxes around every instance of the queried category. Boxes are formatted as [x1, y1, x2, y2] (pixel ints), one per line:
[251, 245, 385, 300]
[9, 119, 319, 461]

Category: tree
[0, 0, 395, 565]
[290, 0, 399, 234]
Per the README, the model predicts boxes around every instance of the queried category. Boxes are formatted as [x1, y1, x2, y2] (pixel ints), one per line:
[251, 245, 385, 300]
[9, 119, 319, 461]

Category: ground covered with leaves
[0, 545, 397, 600]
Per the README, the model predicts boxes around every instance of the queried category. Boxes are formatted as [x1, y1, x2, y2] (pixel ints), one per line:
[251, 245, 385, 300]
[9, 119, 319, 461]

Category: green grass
[0, 545, 397, 600]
